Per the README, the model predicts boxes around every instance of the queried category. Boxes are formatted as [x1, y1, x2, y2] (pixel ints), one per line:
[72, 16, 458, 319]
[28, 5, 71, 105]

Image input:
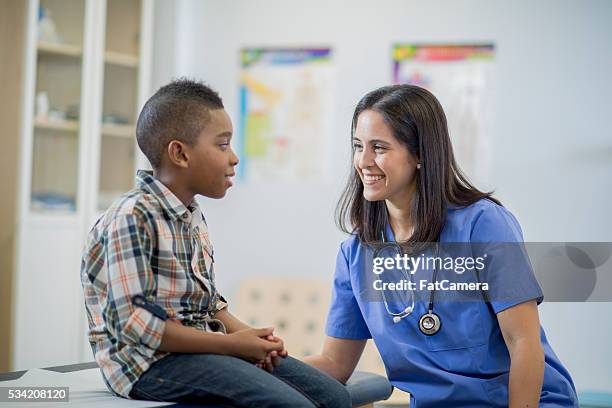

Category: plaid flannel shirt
[81, 170, 228, 397]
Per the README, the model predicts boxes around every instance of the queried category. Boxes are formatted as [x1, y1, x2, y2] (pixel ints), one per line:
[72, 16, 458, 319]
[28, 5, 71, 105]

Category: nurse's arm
[497, 300, 545, 408]
[303, 336, 367, 384]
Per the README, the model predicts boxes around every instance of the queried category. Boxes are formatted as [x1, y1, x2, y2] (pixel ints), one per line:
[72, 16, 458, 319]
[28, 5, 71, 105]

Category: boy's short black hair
[136, 78, 224, 169]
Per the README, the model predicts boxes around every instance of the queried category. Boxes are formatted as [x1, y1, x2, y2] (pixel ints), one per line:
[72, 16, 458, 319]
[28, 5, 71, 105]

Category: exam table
[0, 361, 393, 407]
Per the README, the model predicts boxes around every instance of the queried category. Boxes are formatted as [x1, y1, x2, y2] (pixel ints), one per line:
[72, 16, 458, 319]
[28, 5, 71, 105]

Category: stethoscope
[374, 231, 442, 336]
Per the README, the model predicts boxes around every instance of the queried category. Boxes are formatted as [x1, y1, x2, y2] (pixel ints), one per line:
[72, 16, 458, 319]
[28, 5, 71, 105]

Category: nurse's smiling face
[353, 110, 419, 205]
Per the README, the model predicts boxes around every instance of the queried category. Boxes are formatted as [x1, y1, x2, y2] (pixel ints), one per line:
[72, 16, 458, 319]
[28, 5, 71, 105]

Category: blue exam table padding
[579, 391, 612, 408]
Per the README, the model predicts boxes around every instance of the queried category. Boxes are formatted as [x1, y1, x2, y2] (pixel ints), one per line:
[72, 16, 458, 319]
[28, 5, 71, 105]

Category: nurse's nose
[356, 147, 375, 170]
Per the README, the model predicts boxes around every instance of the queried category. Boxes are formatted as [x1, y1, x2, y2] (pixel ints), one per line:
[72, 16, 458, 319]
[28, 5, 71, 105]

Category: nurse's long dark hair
[336, 84, 501, 243]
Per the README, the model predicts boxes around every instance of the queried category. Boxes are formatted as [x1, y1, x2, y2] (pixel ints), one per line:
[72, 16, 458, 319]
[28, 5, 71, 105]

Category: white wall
[154, 0, 612, 391]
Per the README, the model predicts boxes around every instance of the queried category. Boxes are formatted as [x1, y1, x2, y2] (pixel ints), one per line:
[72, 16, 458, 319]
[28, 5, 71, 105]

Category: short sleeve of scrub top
[325, 243, 372, 339]
[470, 203, 544, 314]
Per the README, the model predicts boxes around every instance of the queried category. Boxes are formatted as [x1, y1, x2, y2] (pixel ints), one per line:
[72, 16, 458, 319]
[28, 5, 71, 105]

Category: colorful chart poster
[239, 48, 335, 182]
[393, 44, 495, 183]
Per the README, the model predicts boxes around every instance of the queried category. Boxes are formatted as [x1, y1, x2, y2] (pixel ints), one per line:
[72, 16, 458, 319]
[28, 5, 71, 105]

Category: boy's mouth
[225, 173, 235, 186]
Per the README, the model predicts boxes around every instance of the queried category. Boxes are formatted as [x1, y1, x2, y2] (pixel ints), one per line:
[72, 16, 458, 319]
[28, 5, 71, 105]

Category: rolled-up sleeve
[211, 292, 228, 314]
[103, 214, 166, 350]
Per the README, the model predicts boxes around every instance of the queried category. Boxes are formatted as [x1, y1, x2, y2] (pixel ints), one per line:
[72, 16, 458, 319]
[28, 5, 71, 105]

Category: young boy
[81, 79, 350, 407]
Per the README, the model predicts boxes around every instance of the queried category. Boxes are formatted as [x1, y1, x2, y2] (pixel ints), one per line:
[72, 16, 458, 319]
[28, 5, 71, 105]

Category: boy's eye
[219, 143, 229, 150]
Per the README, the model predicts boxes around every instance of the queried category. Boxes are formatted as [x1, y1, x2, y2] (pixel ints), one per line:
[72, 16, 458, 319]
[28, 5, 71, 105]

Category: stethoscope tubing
[374, 231, 442, 335]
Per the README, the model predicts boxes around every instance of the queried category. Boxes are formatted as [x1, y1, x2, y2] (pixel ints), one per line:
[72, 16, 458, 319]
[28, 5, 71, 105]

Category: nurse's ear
[416, 163, 422, 170]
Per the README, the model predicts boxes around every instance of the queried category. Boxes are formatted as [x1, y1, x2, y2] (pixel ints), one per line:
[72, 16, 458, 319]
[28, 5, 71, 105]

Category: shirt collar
[136, 170, 200, 222]
[383, 202, 462, 241]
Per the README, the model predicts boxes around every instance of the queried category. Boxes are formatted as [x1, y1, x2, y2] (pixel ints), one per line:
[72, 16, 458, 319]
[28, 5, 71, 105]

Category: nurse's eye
[374, 144, 387, 152]
[352, 142, 363, 151]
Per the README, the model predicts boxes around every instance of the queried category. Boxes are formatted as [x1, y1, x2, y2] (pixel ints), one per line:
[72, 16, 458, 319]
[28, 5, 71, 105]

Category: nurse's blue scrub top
[326, 199, 578, 408]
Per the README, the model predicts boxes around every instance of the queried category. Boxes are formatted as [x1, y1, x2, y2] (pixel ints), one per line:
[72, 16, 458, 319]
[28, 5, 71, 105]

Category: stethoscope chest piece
[419, 312, 441, 336]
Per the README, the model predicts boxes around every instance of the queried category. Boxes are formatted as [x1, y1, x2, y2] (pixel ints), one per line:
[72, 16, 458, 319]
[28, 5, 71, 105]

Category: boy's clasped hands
[226, 327, 288, 372]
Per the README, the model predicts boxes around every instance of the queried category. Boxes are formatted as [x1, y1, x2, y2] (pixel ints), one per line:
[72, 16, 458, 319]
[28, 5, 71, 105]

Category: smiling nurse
[304, 85, 578, 407]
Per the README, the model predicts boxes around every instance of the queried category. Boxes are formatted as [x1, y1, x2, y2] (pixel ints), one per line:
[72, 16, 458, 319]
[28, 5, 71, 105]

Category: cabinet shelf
[34, 118, 79, 132]
[104, 51, 139, 67]
[37, 43, 139, 67]
[37, 41, 82, 58]
[101, 123, 134, 138]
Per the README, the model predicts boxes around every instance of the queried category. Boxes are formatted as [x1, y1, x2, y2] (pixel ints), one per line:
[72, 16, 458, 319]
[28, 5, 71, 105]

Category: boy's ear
[166, 140, 190, 168]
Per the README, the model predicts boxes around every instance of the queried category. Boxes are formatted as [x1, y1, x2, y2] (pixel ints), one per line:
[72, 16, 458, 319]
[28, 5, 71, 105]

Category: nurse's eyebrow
[368, 139, 391, 146]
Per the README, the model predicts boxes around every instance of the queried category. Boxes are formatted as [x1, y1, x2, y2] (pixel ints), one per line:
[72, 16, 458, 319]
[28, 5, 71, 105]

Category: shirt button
[182, 213, 189, 219]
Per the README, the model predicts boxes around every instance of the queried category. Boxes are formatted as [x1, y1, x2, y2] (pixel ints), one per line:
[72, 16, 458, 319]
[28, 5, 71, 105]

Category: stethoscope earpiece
[393, 306, 413, 324]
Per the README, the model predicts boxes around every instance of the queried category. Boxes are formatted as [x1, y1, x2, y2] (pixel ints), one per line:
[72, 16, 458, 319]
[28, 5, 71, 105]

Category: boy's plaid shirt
[81, 170, 228, 397]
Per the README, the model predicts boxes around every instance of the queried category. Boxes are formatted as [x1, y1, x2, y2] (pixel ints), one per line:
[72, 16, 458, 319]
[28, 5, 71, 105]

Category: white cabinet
[14, 0, 154, 369]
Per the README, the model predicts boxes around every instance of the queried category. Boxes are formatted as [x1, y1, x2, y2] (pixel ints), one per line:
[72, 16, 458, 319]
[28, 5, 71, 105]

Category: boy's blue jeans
[129, 353, 352, 408]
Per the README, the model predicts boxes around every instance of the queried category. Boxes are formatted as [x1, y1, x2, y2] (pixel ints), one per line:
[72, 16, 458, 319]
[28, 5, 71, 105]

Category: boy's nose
[230, 148, 239, 166]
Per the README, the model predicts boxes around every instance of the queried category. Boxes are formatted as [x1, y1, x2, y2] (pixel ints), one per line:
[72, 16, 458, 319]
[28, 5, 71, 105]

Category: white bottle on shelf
[35, 91, 49, 120]
[37, 6, 61, 44]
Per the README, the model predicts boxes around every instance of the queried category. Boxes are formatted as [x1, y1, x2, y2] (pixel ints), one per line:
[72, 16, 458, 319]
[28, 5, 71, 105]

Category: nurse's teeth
[364, 175, 385, 181]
